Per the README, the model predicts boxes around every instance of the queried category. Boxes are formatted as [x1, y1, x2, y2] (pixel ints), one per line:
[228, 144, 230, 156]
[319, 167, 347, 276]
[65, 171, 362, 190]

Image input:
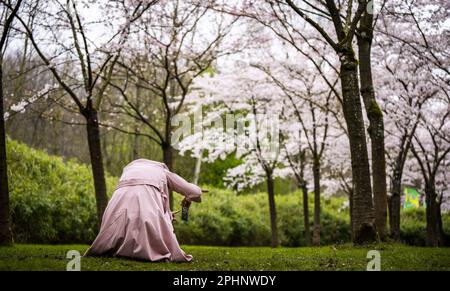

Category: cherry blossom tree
[377, 40, 436, 240]
[177, 62, 284, 247]
[214, 0, 379, 243]
[104, 0, 239, 209]
[376, 0, 450, 240]
[5, 0, 157, 224]
[357, 0, 390, 238]
[254, 59, 336, 246]
[410, 99, 449, 246]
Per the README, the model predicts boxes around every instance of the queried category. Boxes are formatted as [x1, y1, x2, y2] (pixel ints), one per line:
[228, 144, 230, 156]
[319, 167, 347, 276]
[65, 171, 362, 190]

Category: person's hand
[181, 198, 191, 208]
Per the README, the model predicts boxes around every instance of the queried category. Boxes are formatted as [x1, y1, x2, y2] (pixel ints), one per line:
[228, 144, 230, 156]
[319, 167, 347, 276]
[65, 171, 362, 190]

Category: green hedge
[6, 139, 450, 246]
[7, 139, 117, 244]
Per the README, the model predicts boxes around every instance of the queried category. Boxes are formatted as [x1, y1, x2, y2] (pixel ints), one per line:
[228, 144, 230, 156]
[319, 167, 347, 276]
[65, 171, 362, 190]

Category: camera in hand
[181, 205, 189, 222]
[181, 198, 193, 222]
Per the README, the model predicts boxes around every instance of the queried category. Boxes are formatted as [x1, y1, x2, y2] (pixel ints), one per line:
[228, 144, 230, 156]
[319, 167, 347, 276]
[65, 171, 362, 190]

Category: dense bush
[173, 190, 351, 247]
[6, 139, 450, 246]
[399, 208, 450, 246]
[7, 139, 118, 244]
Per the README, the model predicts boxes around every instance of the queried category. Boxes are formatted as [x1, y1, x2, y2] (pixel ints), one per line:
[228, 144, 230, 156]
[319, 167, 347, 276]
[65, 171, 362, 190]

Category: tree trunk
[301, 182, 311, 246]
[0, 62, 12, 246]
[102, 131, 115, 173]
[132, 131, 140, 160]
[162, 143, 174, 210]
[357, 11, 388, 240]
[84, 108, 108, 226]
[266, 171, 279, 247]
[349, 189, 354, 241]
[133, 81, 141, 160]
[192, 150, 203, 185]
[437, 197, 446, 246]
[312, 157, 321, 246]
[425, 182, 439, 247]
[389, 172, 402, 240]
[339, 49, 377, 244]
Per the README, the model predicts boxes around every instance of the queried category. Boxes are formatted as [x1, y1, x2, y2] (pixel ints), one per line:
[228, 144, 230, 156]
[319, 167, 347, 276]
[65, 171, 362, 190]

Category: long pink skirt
[84, 184, 192, 262]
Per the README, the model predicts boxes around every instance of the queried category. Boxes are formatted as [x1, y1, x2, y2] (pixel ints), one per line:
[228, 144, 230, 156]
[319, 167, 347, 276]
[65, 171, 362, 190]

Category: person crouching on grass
[84, 159, 202, 262]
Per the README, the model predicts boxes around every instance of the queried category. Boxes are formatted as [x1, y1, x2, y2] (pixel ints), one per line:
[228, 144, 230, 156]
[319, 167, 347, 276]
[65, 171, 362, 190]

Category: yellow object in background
[404, 187, 421, 209]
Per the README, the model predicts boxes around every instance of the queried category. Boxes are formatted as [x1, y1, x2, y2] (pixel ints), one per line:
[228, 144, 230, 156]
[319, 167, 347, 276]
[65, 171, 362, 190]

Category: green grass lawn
[0, 244, 449, 271]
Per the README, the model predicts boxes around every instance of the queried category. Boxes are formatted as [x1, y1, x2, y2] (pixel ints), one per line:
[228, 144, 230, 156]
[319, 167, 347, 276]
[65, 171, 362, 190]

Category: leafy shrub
[173, 189, 351, 246]
[7, 139, 117, 244]
[399, 208, 450, 246]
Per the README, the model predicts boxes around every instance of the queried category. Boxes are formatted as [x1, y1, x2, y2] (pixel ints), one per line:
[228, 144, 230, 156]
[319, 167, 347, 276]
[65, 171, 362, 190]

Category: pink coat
[84, 159, 202, 262]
